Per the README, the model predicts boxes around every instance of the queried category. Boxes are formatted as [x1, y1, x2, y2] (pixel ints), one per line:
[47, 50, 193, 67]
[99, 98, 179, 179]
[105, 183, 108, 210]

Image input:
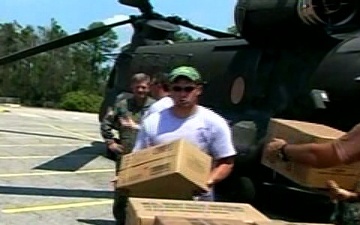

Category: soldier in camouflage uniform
[100, 73, 155, 225]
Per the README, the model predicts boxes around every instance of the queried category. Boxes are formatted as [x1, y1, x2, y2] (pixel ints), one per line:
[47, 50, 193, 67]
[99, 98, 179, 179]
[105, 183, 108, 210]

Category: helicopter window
[336, 37, 360, 53]
[230, 76, 245, 104]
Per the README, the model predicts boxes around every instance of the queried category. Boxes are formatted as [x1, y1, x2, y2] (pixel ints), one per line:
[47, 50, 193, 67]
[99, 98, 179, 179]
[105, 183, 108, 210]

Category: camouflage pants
[113, 189, 128, 225]
[331, 201, 360, 225]
[113, 154, 128, 225]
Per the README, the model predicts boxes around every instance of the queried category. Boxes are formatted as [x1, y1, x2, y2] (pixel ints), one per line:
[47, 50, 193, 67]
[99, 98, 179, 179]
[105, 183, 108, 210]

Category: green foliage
[174, 31, 195, 42]
[0, 19, 119, 113]
[59, 91, 103, 113]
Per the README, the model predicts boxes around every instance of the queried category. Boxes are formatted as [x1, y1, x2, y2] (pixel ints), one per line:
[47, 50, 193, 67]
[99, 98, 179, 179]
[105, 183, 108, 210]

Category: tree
[75, 22, 119, 93]
[28, 18, 72, 105]
[173, 31, 195, 42]
[0, 22, 23, 97]
[0, 19, 119, 108]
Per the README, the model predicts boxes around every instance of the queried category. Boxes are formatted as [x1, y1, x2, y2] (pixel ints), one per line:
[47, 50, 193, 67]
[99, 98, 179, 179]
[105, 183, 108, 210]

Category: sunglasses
[171, 86, 196, 92]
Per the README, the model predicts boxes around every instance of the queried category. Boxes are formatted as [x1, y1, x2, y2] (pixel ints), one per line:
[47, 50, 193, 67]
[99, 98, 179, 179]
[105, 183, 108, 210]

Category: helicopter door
[221, 47, 263, 109]
[212, 47, 285, 143]
[197, 45, 265, 111]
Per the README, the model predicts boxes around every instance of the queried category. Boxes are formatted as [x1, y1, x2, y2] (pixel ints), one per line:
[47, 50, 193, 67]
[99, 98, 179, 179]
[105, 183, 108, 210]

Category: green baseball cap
[169, 66, 202, 83]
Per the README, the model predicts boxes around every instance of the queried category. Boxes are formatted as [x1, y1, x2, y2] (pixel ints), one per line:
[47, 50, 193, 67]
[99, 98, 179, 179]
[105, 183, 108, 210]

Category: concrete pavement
[0, 107, 116, 225]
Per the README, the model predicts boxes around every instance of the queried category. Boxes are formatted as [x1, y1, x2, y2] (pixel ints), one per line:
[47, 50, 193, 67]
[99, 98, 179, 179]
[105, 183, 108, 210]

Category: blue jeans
[193, 189, 214, 201]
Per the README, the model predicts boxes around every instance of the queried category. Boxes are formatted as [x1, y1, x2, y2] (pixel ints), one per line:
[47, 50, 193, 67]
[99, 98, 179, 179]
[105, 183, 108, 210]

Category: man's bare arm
[207, 156, 235, 187]
[284, 142, 343, 168]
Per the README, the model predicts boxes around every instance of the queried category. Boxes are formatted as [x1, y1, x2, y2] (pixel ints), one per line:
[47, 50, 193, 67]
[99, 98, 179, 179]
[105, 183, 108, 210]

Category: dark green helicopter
[1, 0, 360, 222]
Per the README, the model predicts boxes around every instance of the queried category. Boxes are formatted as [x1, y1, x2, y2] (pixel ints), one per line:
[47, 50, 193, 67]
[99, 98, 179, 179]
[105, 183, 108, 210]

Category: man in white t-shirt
[133, 66, 237, 201]
[143, 72, 174, 118]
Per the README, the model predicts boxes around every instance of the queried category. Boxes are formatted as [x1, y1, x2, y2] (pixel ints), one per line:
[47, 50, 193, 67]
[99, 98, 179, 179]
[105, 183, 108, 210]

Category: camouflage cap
[169, 66, 202, 83]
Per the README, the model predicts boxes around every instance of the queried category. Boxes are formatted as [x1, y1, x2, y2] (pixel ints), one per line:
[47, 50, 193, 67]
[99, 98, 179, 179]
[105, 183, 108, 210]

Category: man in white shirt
[143, 72, 174, 117]
[133, 66, 237, 201]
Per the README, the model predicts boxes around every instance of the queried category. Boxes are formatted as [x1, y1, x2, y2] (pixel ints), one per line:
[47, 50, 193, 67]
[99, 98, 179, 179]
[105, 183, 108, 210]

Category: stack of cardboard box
[126, 197, 272, 225]
[115, 124, 343, 225]
[254, 222, 333, 225]
[124, 197, 334, 225]
[155, 217, 333, 225]
[154, 216, 248, 225]
[116, 139, 274, 225]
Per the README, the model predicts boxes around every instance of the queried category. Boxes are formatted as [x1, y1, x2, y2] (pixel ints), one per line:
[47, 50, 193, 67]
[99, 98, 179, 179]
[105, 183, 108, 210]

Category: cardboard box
[255, 221, 333, 225]
[262, 118, 360, 190]
[126, 198, 271, 225]
[265, 118, 345, 144]
[154, 216, 247, 225]
[117, 139, 212, 199]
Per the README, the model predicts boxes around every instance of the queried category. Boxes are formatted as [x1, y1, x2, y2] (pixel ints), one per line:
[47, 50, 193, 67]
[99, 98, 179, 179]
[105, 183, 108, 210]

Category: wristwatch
[277, 144, 290, 162]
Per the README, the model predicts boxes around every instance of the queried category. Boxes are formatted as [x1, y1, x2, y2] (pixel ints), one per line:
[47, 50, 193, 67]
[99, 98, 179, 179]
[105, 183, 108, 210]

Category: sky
[1, 0, 238, 48]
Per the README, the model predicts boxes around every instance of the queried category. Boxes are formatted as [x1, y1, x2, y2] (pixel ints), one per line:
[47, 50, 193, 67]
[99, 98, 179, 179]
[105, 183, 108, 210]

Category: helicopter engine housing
[235, 0, 360, 45]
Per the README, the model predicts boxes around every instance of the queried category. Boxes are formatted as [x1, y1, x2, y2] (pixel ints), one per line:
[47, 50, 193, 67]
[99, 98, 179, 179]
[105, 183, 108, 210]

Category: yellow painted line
[0, 106, 10, 113]
[2, 199, 113, 214]
[0, 143, 88, 147]
[0, 168, 113, 178]
[0, 156, 55, 159]
[3, 103, 21, 108]
[46, 124, 99, 141]
[0, 154, 99, 159]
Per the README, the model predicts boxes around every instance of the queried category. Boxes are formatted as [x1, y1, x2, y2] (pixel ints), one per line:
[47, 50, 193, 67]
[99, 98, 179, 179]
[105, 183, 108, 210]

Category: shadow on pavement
[0, 185, 113, 199]
[33, 141, 108, 172]
[77, 219, 115, 225]
[0, 129, 88, 141]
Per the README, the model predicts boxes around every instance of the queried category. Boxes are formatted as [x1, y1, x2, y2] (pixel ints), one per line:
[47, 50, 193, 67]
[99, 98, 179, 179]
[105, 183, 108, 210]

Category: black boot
[113, 189, 128, 225]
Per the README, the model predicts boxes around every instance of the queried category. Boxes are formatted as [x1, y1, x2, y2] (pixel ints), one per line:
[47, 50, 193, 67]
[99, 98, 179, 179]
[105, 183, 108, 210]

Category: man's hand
[327, 180, 359, 202]
[264, 138, 287, 163]
[119, 117, 139, 130]
[107, 142, 124, 154]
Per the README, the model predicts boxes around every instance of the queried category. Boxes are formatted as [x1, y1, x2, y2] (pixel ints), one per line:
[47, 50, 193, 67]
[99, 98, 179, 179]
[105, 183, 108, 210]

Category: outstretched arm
[265, 138, 342, 168]
[132, 123, 151, 152]
[265, 123, 360, 167]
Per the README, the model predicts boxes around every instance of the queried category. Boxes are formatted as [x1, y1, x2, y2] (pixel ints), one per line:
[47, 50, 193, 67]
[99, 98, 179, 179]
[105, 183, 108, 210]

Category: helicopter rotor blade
[0, 18, 132, 65]
[166, 16, 240, 38]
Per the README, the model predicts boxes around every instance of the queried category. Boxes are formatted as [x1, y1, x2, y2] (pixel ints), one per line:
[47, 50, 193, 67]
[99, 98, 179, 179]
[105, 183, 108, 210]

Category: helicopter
[1, 0, 360, 222]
